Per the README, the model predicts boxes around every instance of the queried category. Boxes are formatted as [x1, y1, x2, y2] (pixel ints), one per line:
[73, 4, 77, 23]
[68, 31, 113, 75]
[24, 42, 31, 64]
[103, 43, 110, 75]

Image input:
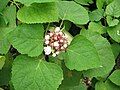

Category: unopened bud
[55, 27, 60, 33]
[61, 46, 64, 50]
[45, 40, 49, 45]
[44, 46, 51, 55]
[59, 31, 63, 35]
[45, 35, 50, 40]
[59, 39, 64, 43]
[55, 51, 59, 55]
[54, 36, 58, 40]
[49, 32, 53, 37]
[52, 53, 56, 57]
[63, 44, 68, 48]
[54, 41, 59, 47]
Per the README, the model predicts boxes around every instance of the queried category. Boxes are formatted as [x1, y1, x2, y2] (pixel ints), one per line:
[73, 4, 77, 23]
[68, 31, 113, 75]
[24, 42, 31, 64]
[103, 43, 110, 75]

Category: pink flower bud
[49, 32, 53, 37]
[59, 39, 64, 43]
[55, 46, 59, 50]
[54, 36, 58, 40]
[59, 32, 63, 35]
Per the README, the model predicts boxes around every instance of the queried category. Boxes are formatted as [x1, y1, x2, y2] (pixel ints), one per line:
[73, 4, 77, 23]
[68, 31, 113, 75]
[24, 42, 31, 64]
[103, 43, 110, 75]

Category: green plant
[0, 0, 120, 90]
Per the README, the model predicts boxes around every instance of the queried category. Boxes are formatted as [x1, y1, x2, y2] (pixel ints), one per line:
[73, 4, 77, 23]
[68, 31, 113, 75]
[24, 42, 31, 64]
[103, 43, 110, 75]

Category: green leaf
[105, 0, 120, 18]
[59, 64, 82, 88]
[58, 1, 89, 25]
[11, 55, 63, 90]
[95, 81, 107, 90]
[81, 30, 115, 77]
[59, 64, 87, 90]
[65, 35, 102, 71]
[2, 5, 16, 27]
[97, 0, 113, 10]
[59, 83, 87, 90]
[14, 0, 58, 6]
[111, 43, 120, 58]
[109, 70, 120, 86]
[0, 27, 14, 54]
[0, 53, 13, 86]
[89, 9, 104, 21]
[0, 56, 5, 70]
[9, 24, 44, 57]
[88, 22, 105, 34]
[74, 0, 93, 5]
[106, 16, 119, 27]
[17, 3, 58, 24]
[63, 20, 71, 31]
[107, 23, 120, 43]
[96, 0, 105, 10]
[0, 88, 4, 90]
[95, 80, 120, 90]
[0, 0, 9, 12]
[0, 15, 6, 27]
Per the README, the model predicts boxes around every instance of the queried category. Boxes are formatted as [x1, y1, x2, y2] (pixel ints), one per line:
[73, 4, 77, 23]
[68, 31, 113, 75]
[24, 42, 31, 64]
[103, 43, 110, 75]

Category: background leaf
[0, 15, 6, 27]
[17, 3, 58, 24]
[105, 0, 120, 17]
[0, 53, 13, 86]
[109, 70, 120, 86]
[106, 16, 119, 27]
[81, 30, 115, 77]
[111, 43, 120, 58]
[11, 55, 63, 90]
[9, 24, 44, 57]
[96, 0, 105, 10]
[89, 9, 104, 22]
[107, 23, 120, 43]
[2, 5, 16, 27]
[88, 22, 105, 34]
[0, 27, 14, 54]
[14, 0, 58, 6]
[65, 34, 102, 71]
[74, 0, 93, 5]
[0, 5, 16, 54]
[0, 0, 9, 12]
[0, 56, 5, 70]
[95, 80, 120, 90]
[58, 1, 89, 25]
[58, 63, 86, 90]
[96, 0, 113, 10]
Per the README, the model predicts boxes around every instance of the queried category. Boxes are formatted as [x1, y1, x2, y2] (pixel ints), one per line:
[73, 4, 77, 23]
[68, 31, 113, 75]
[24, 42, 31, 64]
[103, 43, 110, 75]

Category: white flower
[45, 35, 50, 40]
[53, 36, 58, 40]
[55, 51, 59, 55]
[61, 46, 64, 50]
[55, 27, 60, 33]
[49, 32, 53, 37]
[52, 53, 56, 57]
[44, 46, 51, 55]
[59, 39, 64, 43]
[59, 31, 63, 35]
[63, 44, 67, 48]
[44, 27, 69, 57]
[53, 41, 59, 47]
[45, 40, 49, 45]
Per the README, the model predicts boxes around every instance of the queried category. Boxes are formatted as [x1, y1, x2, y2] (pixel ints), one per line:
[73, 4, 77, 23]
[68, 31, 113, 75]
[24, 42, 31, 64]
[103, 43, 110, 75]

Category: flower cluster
[44, 27, 68, 57]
